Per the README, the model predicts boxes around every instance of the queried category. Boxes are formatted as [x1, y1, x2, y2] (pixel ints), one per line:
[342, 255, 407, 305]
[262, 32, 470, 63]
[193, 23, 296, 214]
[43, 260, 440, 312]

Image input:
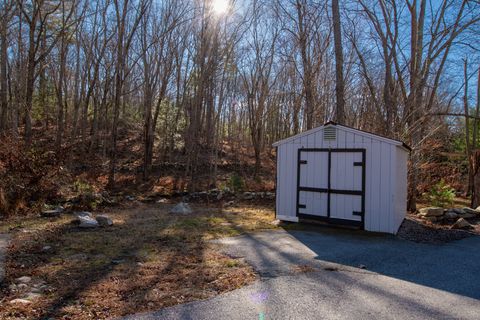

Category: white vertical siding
[275, 125, 407, 234]
[393, 147, 408, 232]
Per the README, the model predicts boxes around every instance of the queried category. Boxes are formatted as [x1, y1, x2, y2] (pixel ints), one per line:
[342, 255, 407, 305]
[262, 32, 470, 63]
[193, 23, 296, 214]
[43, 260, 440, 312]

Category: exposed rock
[456, 207, 478, 218]
[169, 202, 193, 214]
[458, 212, 476, 219]
[17, 283, 28, 290]
[111, 259, 125, 265]
[9, 298, 32, 304]
[423, 216, 438, 222]
[462, 207, 479, 216]
[444, 211, 458, 220]
[224, 200, 235, 207]
[463, 207, 478, 214]
[271, 220, 282, 226]
[242, 192, 254, 200]
[31, 286, 47, 294]
[74, 211, 93, 218]
[15, 276, 32, 284]
[451, 218, 473, 230]
[78, 215, 99, 228]
[96, 215, 113, 227]
[418, 207, 444, 217]
[451, 208, 466, 214]
[8, 284, 17, 291]
[264, 192, 275, 200]
[41, 206, 64, 217]
[24, 292, 42, 300]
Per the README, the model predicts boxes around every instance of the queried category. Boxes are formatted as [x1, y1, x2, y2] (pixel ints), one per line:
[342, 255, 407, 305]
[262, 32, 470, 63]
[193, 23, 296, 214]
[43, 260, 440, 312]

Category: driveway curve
[122, 229, 480, 320]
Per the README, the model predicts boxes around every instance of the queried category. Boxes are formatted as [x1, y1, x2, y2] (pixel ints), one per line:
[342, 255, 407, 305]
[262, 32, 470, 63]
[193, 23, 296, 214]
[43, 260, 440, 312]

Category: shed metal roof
[272, 121, 411, 151]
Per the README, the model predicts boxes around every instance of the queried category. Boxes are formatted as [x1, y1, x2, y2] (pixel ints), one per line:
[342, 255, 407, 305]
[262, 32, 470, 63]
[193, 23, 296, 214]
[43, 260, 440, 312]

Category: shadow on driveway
[217, 225, 480, 300]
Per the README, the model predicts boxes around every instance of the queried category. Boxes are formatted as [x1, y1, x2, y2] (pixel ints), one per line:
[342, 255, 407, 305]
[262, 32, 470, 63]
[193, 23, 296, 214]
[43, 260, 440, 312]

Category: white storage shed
[273, 121, 410, 234]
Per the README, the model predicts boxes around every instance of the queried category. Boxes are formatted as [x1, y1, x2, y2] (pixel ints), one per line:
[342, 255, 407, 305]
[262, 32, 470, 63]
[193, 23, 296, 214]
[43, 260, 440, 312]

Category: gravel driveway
[123, 228, 480, 320]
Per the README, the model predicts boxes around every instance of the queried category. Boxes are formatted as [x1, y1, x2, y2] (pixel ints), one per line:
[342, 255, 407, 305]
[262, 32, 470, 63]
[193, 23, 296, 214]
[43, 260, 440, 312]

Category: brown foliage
[0, 136, 67, 217]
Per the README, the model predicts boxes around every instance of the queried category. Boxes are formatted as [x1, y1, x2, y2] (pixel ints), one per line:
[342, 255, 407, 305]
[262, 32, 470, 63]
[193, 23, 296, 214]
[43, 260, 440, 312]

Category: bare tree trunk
[472, 151, 480, 208]
[332, 0, 345, 124]
[0, 15, 7, 132]
[296, 0, 315, 130]
[470, 66, 480, 207]
[55, 33, 67, 151]
[24, 25, 36, 146]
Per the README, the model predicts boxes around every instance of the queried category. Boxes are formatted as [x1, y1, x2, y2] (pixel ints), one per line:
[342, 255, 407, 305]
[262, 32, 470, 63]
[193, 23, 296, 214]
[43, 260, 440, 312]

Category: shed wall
[392, 147, 408, 233]
[276, 126, 405, 233]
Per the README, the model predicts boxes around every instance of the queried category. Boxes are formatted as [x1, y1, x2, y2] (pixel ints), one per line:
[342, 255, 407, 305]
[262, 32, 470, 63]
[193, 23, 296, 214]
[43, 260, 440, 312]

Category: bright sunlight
[211, 0, 229, 15]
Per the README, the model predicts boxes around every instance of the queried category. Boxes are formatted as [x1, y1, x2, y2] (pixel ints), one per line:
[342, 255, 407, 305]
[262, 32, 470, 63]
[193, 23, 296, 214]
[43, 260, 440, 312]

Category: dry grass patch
[0, 202, 276, 319]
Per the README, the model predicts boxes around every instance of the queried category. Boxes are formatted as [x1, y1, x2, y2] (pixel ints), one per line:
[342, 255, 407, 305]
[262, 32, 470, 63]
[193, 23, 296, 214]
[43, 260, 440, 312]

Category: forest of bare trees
[1, 0, 480, 210]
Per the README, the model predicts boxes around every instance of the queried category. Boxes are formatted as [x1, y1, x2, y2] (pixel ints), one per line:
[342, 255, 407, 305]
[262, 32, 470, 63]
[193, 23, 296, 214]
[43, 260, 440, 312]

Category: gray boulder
[418, 207, 444, 217]
[444, 210, 458, 220]
[461, 207, 479, 217]
[225, 200, 235, 207]
[423, 216, 438, 222]
[242, 192, 254, 200]
[74, 211, 93, 218]
[169, 202, 193, 214]
[451, 218, 473, 230]
[451, 208, 466, 214]
[96, 215, 113, 227]
[41, 206, 64, 217]
[78, 215, 99, 228]
[15, 276, 32, 284]
[264, 192, 275, 200]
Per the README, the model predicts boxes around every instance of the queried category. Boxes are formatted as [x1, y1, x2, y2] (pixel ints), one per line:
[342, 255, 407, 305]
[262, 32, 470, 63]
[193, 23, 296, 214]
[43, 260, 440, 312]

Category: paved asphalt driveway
[123, 228, 480, 320]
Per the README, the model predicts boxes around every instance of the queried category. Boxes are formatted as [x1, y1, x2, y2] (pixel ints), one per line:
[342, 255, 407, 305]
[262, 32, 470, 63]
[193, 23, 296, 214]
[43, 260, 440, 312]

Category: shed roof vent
[323, 126, 336, 141]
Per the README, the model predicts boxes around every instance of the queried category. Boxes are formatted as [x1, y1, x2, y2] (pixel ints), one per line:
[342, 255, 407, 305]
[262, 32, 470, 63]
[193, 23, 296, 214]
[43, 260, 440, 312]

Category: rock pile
[186, 189, 275, 202]
[9, 276, 50, 305]
[72, 211, 114, 228]
[418, 207, 478, 229]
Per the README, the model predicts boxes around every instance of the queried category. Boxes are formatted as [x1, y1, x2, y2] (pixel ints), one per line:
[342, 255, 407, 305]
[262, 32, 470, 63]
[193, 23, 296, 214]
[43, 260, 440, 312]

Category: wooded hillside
[0, 0, 480, 216]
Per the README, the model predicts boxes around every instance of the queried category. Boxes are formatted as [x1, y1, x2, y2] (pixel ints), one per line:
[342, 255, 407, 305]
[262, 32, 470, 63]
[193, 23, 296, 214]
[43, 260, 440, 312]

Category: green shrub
[73, 179, 95, 194]
[427, 180, 455, 207]
[228, 173, 245, 193]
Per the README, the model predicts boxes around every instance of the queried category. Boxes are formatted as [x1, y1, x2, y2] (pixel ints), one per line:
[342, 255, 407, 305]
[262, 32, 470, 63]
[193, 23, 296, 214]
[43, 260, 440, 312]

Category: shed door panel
[299, 151, 328, 189]
[297, 149, 365, 227]
[330, 194, 362, 221]
[298, 191, 328, 217]
[330, 152, 363, 191]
